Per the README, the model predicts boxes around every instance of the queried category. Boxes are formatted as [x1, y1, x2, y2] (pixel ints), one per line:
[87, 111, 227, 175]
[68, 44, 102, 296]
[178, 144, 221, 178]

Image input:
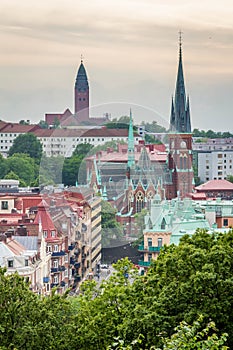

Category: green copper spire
[127, 109, 135, 168]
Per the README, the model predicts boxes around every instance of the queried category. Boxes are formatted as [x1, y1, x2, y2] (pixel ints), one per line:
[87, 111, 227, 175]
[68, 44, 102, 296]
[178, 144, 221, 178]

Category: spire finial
[81, 54, 83, 63]
[179, 30, 183, 49]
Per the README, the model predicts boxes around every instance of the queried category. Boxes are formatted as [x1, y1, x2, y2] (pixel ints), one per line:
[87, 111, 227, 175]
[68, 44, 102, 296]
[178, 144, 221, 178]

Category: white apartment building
[34, 128, 142, 157]
[198, 150, 233, 182]
[0, 122, 40, 158]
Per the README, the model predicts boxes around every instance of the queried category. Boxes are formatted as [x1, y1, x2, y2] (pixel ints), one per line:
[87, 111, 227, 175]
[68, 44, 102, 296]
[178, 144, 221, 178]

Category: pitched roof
[195, 179, 233, 191]
[34, 200, 56, 231]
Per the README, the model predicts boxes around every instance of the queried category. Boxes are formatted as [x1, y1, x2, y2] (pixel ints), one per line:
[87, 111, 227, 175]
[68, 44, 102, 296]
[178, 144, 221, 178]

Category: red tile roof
[195, 179, 233, 191]
[0, 122, 40, 133]
[34, 200, 56, 231]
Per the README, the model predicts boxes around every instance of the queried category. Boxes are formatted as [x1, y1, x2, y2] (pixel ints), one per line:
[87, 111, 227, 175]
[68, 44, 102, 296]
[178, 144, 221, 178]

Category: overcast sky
[0, 0, 232, 131]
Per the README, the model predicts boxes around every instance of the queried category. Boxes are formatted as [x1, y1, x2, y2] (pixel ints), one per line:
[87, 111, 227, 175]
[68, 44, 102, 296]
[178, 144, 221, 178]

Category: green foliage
[39, 155, 64, 185]
[193, 128, 233, 138]
[52, 117, 60, 129]
[0, 154, 7, 178]
[4, 171, 27, 187]
[141, 120, 167, 133]
[38, 120, 49, 129]
[101, 200, 123, 247]
[134, 208, 148, 236]
[161, 317, 228, 350]
[226, 175, 233, 183]
[4, 153, 38, 186]
[8, 133, 43, 164]
[1, 231, 233, 349]
[62, 143, 93, 186]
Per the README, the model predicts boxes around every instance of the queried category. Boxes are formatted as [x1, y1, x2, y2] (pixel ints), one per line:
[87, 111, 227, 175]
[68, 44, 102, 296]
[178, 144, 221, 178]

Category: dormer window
[51, 230, 56, 237]
[43, 231, 48, 238]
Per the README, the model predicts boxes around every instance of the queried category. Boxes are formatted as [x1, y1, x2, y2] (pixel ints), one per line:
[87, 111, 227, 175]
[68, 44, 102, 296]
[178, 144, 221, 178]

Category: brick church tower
[74, 59, 89, 121]
[167, 36, 194, 199]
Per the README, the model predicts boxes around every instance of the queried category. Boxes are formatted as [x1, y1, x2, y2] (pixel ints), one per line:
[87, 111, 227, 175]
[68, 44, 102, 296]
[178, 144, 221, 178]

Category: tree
[101, 200, 123, 247]
[5, 153, 37, 186]
[227, 175, 233, 183]
[62, 156, 83, 186]
[52, 117, 60, 129]
[8, 133, 43, 164]
[4, 170, 27, 187]
[161, 317, 228, 350]
[19, 119, 30, 125]
[0, 154, 7, 178]
[38, 120, 48, 129]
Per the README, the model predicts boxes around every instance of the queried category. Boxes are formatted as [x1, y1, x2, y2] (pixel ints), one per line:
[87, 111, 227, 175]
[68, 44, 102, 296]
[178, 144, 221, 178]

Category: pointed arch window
[147, 191, 154, 211]
[136, 191, 144, 213]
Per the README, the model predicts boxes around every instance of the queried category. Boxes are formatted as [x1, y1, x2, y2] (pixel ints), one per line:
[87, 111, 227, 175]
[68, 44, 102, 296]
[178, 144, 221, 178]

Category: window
[54, 245, 58, 252]
[1, 201, 8, 210]
[158, 238, 163, 247]
[43, 230, 47, 238]
[147, 238, 152, 247]
[51, 230, 56, 237]
[53, 260, 58, 268]
[148, 253, 152, 262]
[8, 260, 13, 268]
[25, 259, 29, 266]
[47, 245, 52, 253]
[54, 275, 58, 284]
[223, 219, 228, 227]
[218, 154, 223, 158]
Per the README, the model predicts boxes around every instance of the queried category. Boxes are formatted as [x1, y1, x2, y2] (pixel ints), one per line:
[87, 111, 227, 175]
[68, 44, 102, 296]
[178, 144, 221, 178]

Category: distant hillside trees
[8, 133, 43, 164]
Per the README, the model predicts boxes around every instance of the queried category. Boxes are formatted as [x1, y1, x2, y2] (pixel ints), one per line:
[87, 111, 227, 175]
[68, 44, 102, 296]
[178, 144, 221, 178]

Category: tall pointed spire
[127, 109, 135, 168]
[169, 32, 191, 133]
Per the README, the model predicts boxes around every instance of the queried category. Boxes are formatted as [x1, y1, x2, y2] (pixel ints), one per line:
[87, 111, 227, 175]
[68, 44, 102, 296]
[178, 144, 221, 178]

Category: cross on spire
[81, 54, 84, 63]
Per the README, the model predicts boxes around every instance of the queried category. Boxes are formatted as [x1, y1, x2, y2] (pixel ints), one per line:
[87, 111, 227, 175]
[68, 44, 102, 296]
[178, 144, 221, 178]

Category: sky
[0, 0, 232, 131]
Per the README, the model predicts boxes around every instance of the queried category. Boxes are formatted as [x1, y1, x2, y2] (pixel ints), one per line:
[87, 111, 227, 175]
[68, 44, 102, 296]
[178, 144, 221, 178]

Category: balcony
[138, 245, 161, 252]
[138, 260, 151, 267]
[52, 251, 66, 257]
[74, 275, 81, 282]
[60, 281, 66, 287]
[58, 265, 65, 272]
[50, 283, 59, 289]
[68, 244, 75, 251]
[51, 267, 58, 273]
[43, 277, 50, 283]
[74, 262, 81, 269]
[70, 257, 75, 265]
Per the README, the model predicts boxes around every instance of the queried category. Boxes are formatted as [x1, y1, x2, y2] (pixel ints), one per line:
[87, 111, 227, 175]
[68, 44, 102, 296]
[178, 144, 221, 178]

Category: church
[85, 40, 194, 235]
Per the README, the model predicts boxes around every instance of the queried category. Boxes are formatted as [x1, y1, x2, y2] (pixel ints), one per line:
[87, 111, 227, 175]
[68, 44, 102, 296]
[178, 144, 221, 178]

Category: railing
[68, 244, 76, 251]
[74, 262, 81, 269]
[138, 260, 151, 267]
[52, 251, 66, 257]
[50, 283, 59, 289]
[60, 281, 66, 287]
[43, 277, 50, 283]
[51, 267, 58, 273]
[138, 245, 161, 252]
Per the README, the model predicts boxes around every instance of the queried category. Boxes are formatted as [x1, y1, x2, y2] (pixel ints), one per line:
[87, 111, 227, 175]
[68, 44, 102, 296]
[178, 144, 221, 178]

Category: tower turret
[74, 58, 89, 120]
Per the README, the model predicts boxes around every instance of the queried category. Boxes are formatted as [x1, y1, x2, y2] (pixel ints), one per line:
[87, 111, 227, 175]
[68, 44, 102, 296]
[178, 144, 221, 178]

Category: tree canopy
[1, 229, 233, 349]
[8, 133, 43, 164]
